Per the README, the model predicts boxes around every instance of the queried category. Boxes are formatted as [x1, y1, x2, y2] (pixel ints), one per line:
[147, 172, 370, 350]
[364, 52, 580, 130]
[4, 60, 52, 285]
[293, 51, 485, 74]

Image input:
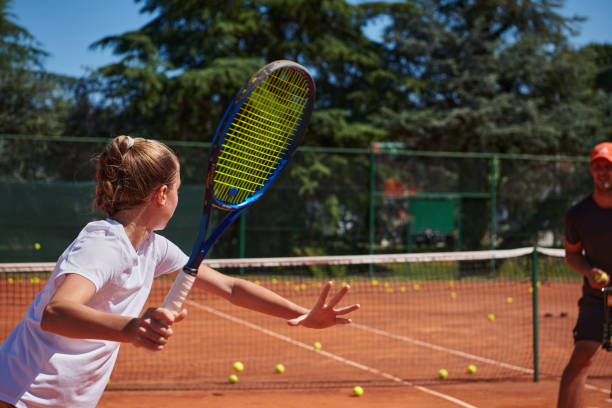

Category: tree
[85, 0, 388, 146]
[0, 0, 73, 136]
[379, 0, 602, 154]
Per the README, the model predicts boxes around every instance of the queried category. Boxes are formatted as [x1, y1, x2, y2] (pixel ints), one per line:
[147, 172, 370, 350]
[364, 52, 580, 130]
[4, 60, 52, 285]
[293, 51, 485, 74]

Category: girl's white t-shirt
[0, 219, 188, 408]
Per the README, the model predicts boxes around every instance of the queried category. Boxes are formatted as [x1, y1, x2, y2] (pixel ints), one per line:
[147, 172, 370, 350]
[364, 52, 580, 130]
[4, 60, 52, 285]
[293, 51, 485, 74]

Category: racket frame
[162, 61, 315, 316]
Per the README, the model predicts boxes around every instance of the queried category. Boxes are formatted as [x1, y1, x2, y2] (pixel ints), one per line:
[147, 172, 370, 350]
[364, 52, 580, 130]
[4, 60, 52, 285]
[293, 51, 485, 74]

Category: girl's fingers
[326, 285, 350, 309]
[334, 304, 360, 315]
[287, 314, 308, 326]
[313, 281, 333, 310]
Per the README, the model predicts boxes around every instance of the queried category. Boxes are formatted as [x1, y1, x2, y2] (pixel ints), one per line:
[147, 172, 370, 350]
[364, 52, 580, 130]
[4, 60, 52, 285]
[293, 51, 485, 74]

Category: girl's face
[154, 163, 181, 230]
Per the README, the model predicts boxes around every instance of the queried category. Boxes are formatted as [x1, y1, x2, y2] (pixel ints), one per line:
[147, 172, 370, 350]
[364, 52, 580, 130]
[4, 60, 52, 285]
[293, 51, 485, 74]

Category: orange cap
[590, 142, 612, 163]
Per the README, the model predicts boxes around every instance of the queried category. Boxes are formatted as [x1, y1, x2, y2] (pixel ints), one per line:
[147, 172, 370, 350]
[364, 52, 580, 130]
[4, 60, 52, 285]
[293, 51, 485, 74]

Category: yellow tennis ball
[528, 287, 534, 293]
[233, 361, 244, 372]
[595, 272, 608, 282]
[275, 364, 285, 373]
[399, 286, 406, 292]
[467, 364, 477, 374]
[313, 341, 322, 350]
[438, 369, 448, 379]
[413, 283, 420, 291]
[353, 385, 364, 396]
[450, 292, 457, 299]
[506, 297, 513, 304]
[34, 242, 41, 250]
[488, 313, 495, 321]
[228, 374, 238, 383]
[449, 281, 455, 287]
[8, 278, 14, 284]
[371, 279, 379, 286]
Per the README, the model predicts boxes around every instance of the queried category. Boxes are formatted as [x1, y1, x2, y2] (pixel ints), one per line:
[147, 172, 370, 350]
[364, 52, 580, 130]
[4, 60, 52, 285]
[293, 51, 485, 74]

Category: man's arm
[565, 239, 610, 289]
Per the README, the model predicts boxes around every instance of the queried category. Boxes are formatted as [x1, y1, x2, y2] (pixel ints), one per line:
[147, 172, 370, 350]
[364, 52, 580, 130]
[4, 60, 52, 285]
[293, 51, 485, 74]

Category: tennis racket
[162, 60, 316, 314]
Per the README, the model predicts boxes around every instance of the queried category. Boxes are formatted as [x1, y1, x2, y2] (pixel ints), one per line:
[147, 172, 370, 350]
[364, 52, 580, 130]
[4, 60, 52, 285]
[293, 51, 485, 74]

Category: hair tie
[126, 136, 134, 149]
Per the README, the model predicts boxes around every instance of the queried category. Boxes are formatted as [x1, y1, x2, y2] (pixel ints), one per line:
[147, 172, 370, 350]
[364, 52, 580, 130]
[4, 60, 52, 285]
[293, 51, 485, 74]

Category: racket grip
[162, 271, 196, 314]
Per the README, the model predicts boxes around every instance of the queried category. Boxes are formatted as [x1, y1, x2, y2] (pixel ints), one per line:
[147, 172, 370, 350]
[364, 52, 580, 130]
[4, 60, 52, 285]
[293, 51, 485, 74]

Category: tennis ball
[450, 292, 457, 299]
[233, 361, 244, 372]
[528, 287, 534, 293]
[275, 364, 285, 373]
[413, 283, 420, 291]
[594, 272, 609, 282]
[506, 297, 513, 304]
[271, 278, 278, 284]
[371, 279, 379, 286]
[449, 281, 455, 288]
[228, 374, 238, 383]
[488, 313, 495, 321]
[399, 286, 406, 292]
[313, 341, 322, 350]
[34, 242, 41, 250]
[353, 385, 364, 396]
[467, 364, 477, 374]
[438, 369, 448, 379]
[8, 278, 13, 284]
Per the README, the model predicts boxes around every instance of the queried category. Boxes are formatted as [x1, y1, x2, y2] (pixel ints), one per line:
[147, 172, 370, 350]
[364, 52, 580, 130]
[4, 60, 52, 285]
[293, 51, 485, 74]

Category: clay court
[4, 267, 609, 407]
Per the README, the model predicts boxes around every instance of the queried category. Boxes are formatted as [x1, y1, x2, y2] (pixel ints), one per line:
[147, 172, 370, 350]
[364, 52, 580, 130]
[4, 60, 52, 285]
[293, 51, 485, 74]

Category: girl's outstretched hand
[287, 281, 360, 329]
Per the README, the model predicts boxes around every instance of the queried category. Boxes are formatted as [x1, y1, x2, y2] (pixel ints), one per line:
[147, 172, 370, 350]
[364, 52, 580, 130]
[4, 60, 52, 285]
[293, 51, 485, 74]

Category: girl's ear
[153, 184, 169, 207]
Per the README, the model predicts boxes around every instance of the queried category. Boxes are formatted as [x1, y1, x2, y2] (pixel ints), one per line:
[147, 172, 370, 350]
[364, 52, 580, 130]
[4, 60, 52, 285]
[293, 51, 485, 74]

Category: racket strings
[215, 67, 312, 204]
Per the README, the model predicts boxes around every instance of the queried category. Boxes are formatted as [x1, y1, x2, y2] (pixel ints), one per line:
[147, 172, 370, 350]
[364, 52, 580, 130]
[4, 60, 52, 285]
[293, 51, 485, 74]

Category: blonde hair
[93, 135, 179, 217]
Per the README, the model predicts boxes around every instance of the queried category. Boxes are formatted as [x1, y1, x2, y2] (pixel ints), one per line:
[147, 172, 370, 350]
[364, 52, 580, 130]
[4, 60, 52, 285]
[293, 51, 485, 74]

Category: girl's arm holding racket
[172, 265, 359, 328]
[41, 273, 187, 351]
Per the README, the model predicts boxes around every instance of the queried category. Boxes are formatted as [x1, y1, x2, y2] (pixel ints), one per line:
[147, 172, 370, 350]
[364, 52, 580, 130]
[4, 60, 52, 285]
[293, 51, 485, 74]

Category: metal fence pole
[369, 150, 376, 276]
[239, 213, 246, 275]
[532, 246, 540, 382]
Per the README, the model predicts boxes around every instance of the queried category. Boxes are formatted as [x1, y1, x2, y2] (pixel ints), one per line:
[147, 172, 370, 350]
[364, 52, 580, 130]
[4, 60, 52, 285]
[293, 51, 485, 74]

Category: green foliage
[380, 0, 602, 155]
[0, 0, 74, 136]
[3, 0, 612, 254]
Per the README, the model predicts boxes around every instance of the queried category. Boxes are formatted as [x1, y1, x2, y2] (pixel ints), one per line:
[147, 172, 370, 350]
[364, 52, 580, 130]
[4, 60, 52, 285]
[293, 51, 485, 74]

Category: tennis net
[1, 247, 610, 389]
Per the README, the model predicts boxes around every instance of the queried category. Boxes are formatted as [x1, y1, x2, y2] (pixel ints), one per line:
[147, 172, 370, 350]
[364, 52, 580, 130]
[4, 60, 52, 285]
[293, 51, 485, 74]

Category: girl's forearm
[224, 278, 309, 319]
[41, 300, 133, 342]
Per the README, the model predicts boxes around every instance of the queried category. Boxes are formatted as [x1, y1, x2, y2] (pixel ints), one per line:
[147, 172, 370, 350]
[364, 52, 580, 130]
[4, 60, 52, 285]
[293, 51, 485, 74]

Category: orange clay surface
[3, 276, 611, 407]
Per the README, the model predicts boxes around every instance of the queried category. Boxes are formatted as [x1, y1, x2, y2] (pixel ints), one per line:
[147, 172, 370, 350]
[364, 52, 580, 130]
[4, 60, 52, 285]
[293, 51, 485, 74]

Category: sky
[9, 0, 612, 78]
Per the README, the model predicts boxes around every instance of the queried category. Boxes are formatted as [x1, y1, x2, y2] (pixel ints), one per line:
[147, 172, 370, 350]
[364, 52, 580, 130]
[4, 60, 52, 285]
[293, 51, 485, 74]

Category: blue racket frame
[183, 60, 315, 275]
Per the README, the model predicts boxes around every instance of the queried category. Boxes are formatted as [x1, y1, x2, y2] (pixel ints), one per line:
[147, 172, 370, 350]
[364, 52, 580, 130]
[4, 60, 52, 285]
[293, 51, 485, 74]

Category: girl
[0, 135, 359, 408]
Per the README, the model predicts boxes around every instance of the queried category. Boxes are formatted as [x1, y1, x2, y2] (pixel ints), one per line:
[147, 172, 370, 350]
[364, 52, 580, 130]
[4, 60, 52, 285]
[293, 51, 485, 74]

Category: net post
[368, 149, 376, 277]
[532, 246, 540, 382]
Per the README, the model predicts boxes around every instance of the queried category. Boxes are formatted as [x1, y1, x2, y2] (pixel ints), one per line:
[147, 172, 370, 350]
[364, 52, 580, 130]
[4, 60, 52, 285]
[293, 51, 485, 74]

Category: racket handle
[162, 271, 196, 314]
